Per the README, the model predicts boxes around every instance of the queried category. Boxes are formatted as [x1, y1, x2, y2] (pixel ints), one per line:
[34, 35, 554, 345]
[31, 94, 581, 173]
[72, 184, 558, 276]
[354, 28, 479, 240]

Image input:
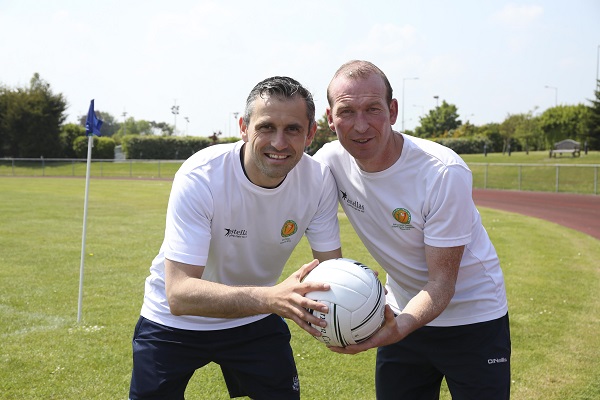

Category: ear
[326, 107, 335, 132]
[239, 116, 249, 142]
[389, 99, 399, 125]
[304, 120, 318, 147]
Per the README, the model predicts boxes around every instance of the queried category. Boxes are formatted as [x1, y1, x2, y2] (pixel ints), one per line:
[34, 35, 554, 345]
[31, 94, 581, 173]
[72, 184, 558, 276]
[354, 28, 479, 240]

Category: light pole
[121, 110, 127, 136]
[229, 112, 240, 136]
[184, 117, 189, 136]
[171, 100, 180, 135]
[545, 85, 558, 106]
[401, 77, 418, 133]
[596, 44, 600, 90]
[433, 96, 440, 136]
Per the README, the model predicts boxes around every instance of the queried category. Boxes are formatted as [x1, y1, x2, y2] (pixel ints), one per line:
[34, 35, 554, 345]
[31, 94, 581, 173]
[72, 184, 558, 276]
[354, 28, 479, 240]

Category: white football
[303, 258, 385, 347]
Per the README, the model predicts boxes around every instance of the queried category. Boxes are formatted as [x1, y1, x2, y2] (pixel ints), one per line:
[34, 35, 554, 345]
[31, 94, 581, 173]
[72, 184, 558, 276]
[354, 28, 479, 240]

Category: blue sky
[1, 0, 599, 136]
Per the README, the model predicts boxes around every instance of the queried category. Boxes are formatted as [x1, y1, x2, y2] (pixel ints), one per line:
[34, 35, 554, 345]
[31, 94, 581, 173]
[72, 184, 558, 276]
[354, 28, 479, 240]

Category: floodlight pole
[401, 77, 418, 133]
[171, 100, 180, 136]
[122, 110, 127, 136]
[596, 44, 600, 90]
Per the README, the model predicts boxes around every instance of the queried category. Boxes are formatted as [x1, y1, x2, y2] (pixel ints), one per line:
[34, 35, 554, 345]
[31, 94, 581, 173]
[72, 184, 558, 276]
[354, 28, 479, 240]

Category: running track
[472, 189, 600, 240]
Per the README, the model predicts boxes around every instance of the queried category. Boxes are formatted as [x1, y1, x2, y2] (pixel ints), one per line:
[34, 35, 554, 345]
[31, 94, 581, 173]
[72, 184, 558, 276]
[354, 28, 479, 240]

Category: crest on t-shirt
[281, 220, 298, 238]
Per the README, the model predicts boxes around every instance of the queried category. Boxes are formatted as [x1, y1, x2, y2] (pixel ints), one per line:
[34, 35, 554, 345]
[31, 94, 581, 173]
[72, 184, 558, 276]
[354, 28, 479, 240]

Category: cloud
[493, 3, 544, 27]
[350, 23, 418, 58]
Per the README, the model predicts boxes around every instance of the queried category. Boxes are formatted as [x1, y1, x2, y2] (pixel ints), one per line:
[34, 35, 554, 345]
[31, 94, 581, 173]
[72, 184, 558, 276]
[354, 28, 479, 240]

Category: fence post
[12, 158, 15, 176]
[595, 166, 598, 195]
[158, 160, 161, 178]
[518, 165, 522, 191]
[555, 165, 559, 193]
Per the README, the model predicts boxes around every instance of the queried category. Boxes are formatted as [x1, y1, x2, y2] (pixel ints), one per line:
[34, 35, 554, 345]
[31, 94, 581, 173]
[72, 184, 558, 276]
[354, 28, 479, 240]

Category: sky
[1, 0, 599, 137]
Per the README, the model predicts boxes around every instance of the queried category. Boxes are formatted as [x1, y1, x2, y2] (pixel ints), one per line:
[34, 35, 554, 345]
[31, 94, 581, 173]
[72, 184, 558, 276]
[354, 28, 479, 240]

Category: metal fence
[0, 158, 184, 180]
[1, 158, 599, 195]
[469, 163, 598, 195]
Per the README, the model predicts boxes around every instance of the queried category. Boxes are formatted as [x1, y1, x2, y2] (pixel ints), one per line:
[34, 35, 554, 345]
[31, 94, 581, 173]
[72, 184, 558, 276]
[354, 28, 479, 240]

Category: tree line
[2, 73, 599, 159]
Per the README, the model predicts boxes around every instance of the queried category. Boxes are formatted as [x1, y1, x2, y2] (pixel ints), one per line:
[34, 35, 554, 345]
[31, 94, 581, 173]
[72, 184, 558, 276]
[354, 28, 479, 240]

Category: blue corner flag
[85, 99, 103, 136]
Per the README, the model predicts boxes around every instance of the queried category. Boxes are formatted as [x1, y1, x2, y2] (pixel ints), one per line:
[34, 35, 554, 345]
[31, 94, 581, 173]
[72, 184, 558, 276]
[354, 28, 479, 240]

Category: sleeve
[305, 166, 342, 252]
[423, 164, 473, 248]
[163, 172, 213, 266]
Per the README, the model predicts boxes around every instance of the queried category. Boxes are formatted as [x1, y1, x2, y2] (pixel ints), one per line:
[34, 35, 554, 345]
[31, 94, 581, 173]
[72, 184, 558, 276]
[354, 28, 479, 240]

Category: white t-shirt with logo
[141, 141, 341, 331]
[314, 134, 507, 327]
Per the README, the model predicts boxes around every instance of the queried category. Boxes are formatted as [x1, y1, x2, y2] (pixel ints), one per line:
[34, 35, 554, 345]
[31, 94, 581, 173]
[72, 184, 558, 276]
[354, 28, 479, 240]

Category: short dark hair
[243, 76, 316, 129]
[327, 60, 393, 106]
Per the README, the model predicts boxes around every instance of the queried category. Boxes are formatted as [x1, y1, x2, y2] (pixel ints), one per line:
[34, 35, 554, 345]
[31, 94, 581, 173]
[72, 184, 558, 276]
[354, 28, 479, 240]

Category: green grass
[1, 178, 599, 399]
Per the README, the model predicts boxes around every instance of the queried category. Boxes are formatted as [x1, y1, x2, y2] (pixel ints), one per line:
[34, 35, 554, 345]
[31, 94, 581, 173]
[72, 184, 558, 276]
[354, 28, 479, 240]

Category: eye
[286, 125, 303, 135]
[256, 124, 275, 133]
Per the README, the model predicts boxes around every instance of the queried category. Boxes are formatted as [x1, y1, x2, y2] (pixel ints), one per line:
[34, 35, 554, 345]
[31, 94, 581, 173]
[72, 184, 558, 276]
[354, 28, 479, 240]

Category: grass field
[1, 177, 599, 399]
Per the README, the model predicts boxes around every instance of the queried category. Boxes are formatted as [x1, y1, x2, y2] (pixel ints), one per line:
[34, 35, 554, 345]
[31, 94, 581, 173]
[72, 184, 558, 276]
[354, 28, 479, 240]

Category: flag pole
[78, 134, 93, 323]
[78, 99, 102, 324]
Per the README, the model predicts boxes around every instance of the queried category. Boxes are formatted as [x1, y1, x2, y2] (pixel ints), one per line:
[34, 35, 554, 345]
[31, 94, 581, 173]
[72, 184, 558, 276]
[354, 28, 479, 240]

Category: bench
[549, 139, 581, 158]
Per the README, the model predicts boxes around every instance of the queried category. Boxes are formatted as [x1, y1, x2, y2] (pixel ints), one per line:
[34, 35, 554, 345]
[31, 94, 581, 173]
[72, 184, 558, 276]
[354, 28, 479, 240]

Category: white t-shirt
[314, 134, 507, 326]
[141, 141, 341, 330]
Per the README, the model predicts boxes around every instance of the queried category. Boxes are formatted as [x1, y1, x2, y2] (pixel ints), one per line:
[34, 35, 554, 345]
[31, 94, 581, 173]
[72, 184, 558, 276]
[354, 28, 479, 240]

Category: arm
[312, 247, 342, 263]
[164, 258, 333, 336]
[330, 244, 463, 354]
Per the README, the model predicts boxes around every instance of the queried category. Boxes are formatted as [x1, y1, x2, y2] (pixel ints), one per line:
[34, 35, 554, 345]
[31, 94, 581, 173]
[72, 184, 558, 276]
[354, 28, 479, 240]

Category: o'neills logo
[340, 190, 365, 213]
[224, 228, 247, 238]
[281, 220, 298, 238]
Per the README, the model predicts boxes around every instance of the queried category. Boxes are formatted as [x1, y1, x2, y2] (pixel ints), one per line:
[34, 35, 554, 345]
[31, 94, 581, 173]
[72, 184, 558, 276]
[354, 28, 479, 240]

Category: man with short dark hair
[129, 76, 342, 399]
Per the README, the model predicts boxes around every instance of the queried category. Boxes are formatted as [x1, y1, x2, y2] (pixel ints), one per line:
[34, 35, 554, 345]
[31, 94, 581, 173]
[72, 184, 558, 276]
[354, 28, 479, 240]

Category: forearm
[167, 277, 271, 318]
[164, 258, 331, 334]
[395, 280, 455, 339]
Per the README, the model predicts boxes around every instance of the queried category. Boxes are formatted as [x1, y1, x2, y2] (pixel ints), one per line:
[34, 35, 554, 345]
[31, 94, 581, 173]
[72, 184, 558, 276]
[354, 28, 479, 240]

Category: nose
[271, 130, 288, 150]
[354, 112, 369, 133]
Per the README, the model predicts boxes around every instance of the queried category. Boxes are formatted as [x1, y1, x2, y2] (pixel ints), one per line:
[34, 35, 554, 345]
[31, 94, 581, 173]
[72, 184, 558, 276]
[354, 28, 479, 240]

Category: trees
[60, 123, 86, 158]
[0, 73, 67, 157]
[539, 104, 591, 149]
[414, 100, 461, 138]
[305, 112, 336, 155]
[586, 81, 600, 150]
[499, 110, 544, 154]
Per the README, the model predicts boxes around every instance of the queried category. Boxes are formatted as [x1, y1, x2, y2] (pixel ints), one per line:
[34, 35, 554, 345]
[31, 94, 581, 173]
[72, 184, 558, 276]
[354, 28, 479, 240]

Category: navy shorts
[129, 314, 300, 399]
[376, 313, 511, 400]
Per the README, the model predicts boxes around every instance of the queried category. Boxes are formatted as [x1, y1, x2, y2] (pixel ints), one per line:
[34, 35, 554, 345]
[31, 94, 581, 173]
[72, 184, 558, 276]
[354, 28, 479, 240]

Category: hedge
[73, 136, 116, 159]
[121, 136, 213, 159]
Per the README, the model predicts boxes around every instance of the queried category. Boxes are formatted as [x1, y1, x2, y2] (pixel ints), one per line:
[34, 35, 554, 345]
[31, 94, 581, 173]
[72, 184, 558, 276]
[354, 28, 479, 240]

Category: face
[240, 95, 316, 188]
[327, 73, 400, 172]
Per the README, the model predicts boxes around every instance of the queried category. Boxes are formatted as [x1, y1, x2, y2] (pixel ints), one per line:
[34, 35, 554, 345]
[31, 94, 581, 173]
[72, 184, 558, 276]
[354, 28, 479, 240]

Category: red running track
[472, 189, 600, 240]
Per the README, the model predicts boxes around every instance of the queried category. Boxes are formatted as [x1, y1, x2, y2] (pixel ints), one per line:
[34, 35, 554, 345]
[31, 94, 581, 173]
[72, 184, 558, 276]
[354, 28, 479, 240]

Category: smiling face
[327, 73, 401, 172]
[240, 94, 316, 188]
